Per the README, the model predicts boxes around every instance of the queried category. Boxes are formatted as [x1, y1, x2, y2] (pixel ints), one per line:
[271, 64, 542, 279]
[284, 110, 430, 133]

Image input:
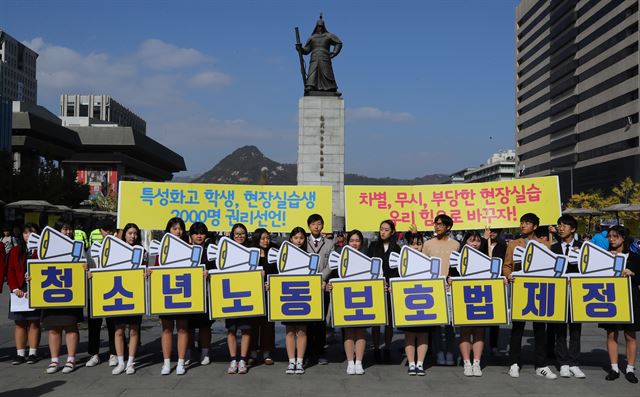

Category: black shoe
[416, 365, 425, 376]
[382, 349, 391, 363]
[605, 369, 620, 381]
[373, 349, 381, 362]
[625, 372, 638, 384]
[26, 355, 39, 364]
[11, 355, 26, 365]
[407, 365, 416, 376]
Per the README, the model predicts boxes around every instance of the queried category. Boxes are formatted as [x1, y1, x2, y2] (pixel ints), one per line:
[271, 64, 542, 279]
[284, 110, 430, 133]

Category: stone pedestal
[297, 96, 345, 230]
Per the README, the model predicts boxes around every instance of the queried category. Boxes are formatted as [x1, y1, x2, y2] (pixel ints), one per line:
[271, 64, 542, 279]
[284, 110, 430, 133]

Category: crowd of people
[1, 212, 638, 383]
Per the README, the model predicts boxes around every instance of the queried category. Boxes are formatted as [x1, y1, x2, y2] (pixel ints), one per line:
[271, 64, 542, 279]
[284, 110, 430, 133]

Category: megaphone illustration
[90, 241, 103, 267]
[327, 246, 382, 280]
[450, 245, 502, 279]
[388, 246, 441, 279]
[267, 241, 319, 275]
[27, 226, 85, 262]
[513, 240, 566, 277]
[149, 233, 202, 267]
[100, 235, 144, 269]
[207, 236, 259, 272]
[576, 241, 626, 277]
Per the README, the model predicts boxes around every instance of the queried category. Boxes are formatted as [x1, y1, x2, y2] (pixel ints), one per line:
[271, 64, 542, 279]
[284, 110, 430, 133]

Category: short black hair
[557, 214, 577, 230]
[307, 214, 324, 226]
[434, 214, 453, 228]
[189, 222, 208, 235]
[100, 220, 115, 232]
[520, 213, 540, 226]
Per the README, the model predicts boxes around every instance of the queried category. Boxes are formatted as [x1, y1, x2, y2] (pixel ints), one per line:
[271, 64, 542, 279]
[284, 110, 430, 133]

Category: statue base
[305, 90, 342, 97]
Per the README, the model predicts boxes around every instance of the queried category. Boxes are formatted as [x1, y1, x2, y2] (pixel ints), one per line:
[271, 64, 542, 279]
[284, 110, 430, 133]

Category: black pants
[88, 315, 116, 356]
[555, 322, 581, 366]
[488, 326, 499, 349]
[509, 321, 547, 368]
[306, 291, 330, 357]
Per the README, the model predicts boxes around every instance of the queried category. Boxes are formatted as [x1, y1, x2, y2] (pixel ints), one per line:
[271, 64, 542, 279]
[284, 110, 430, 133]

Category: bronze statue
[295, 15, 342, 96]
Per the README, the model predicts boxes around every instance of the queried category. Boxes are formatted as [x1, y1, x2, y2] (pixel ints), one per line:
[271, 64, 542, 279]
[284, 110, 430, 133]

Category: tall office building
[515, 0, 639, 201]
[0, 30, 38, 104]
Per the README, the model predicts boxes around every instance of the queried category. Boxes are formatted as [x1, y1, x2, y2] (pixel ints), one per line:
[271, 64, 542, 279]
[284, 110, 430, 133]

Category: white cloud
[348, 106, 414, 122]
[188, 71, 231, 88]
[136, 39, 214, 70]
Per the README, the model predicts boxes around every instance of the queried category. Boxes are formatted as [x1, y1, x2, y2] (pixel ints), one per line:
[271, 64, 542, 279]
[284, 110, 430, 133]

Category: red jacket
[7, 246, 37, 292]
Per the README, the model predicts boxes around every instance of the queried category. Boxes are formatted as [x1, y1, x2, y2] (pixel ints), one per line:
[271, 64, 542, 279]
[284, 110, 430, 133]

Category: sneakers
[108, 354, 118, 367]
[46, 361, 59, 374]
[112, 363, 125, 375]
[61, 361, 75, 374]
[125, 364, 135, 375]
[408, 363, 416, 376]
[200, 355, 210, 366]
[570, 366, 586, 379]
[436, 352, 445, 366]
[85, 354, 100, 367]
[318, 356, 329, 365]
[625, 371, 638, 384]
[295, 362, 305, 374]
[286, 362, 296, 374]
[346, 362, 355, 375]
[26, 354, 39, 364]
[508, 363, 520, 378]
[11, 355, 26, 365]
[535, 366, 558, 379]
[605, 369, 619, 381]
[161, 364, 171, 375]
[463, 363, 473, 377]
[237, 360, 248, 374]
[227, 360, 238, 374]
[415, 364, 425, 376]
[176, 364, 186, 375]
[445, 352, 455, 366]
[472, 363, 482, 377]
[560, 365, 571, 378]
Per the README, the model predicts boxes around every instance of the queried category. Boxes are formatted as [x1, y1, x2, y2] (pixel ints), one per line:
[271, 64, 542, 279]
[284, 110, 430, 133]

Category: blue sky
[3, 0, 519, 178]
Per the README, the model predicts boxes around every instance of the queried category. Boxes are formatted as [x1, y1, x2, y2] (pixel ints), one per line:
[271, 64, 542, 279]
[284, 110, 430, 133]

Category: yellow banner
[209, 271, 265, 319]
[89, 269, 146, 318]
[118, 181, 332, 232]
[511, 276, 568, 322]
[450, 278, 508, 326]
[149, 266, 206, 315]
[390, 278, 449, 327]
[268, 275, 324, 322]
[570, 277, 633, 323]
[345, 176, 561, 231]
[28, 261, 86, 308]
[331, 279, 387, 327]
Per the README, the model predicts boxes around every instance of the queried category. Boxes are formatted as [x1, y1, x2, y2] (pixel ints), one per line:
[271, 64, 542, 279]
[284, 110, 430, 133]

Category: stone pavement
[0, 295, 637, 397]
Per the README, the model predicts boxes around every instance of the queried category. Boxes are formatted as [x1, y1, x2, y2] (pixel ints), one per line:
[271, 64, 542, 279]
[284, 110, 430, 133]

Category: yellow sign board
[28, 261, 86, 308]
[345, 176, 561, 231]
[89, 269, 146, 318]
[118, 181, 332, 232]
[570, 277, 634, 323]
[331, 279, 387, 327]
[511, 276, 568, 323]
[268, 275, 324, 322]
[149, 266, 206, 315]
[450, 278, 508, 326]
[390, 278, 449, 327]
[209, 271, 265, 319]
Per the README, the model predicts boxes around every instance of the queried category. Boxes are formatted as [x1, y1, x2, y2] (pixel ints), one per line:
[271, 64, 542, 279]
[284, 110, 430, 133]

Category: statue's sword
[295, 27, 307, 86]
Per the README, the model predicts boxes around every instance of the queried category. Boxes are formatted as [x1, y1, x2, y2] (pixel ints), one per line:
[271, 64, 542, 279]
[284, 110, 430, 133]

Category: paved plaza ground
[0, 296, 638, 397]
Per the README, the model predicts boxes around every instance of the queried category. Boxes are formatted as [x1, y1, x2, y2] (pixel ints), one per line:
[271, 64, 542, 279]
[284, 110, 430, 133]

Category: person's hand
[483, 226, 491, 240]
[322, 281, 327, 291]
[384, 282, 389, 292]
[82, 263, 88, 271]
[13, 289, 25, 298]
[548, 225, 557, 235]
[507, 274, 514, 284]
[503, 276, 509, 285]
[326, 282, 333, 292]
[145, 268, 153, 278]
[87, 271, 93, 279]
[24, 274, 31, 282]
[622, 268, 636, 277]
[203, 269, 208, 279]
[264, 282, 270, 292]
[409, 224, 418, 234]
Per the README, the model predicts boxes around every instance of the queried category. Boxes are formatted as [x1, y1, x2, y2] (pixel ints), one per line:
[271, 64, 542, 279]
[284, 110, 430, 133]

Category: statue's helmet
[313, 14, 326, 34]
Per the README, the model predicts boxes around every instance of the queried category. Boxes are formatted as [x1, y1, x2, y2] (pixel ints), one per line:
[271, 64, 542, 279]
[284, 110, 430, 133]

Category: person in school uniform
[483, 227, 507, 355]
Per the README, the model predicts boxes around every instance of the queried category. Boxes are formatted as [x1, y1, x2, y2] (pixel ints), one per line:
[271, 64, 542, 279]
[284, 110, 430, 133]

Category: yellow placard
[390, 278, 449, 327]
[28, 261, 86, 308]
[331, 279, 387, 327]
[450, 278, 508, 326]
[511, 276, 568, 323]
[24, 212, 40, 225]
[89, 269, 146, 318]
[149, 266, 206, 315]
[118, 181, 332, 232]
[209, 271, 265, 319]
[345, 176, 560, 231]
[268, 275, 324, 322]
[570, 277, 633, 323]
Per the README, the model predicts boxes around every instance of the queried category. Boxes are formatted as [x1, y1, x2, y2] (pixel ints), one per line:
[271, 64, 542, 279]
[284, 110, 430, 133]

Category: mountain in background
[189, 145, 450, 185]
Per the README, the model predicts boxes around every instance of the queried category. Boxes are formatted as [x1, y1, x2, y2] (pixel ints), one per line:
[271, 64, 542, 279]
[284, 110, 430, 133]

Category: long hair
[121, 223, 142, 246]
[20, 223, 40, 255]
[252, 228, 273, 254]
[346, 229, 365, 251]
[230, 223, 249, 247]
[164, 217, 188, 243]
[289, 226, 308, 250]
[460, 230, 487, 254]
[608, 225, 631, 253]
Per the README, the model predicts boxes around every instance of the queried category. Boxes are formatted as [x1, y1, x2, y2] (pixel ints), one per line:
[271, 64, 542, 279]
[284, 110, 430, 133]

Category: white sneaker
[286, 362, 295, 374]
[85, 354, 100, 367]
[346, 362, 355, 375]
[176, 364, 185, 375]
[227, 360, 238, 374]
[295, 362, 305, 374]
[160, 364, 171, 375]
[112, 363, 125, 375]
[46, 361, 60, 374]
[509, 363, 520, 378]
[61, 361, 75, 374]
[125, 364, 135, 375]
[472, 363, 483, 377]
[536, 366, 558, 379]
[355, 363, 365, 375]
[445, 352, 455, 366]
[560, 365, 571, 378]
[463, 363, 473, 377]
[436, 352, 445, 365]
[200, 355, 210, 366]
[570, 366, 586, 378]
[108, 354, 118, 367]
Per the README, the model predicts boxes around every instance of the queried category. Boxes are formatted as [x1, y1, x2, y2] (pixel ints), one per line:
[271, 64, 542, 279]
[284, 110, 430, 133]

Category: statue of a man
[296, 15, 342, 95]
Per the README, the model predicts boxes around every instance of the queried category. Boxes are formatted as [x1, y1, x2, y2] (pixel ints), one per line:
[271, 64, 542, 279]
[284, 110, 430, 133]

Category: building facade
[0, 31, 37, 104]
[464, 149, 517, 183]
[60, 95, 147, 136]
[516, 0, 639, 201]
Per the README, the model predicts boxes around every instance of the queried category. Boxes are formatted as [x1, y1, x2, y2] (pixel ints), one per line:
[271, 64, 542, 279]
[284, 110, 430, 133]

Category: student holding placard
[601, 226, 639, 383]
[368, 219, 400, 363]
[7, 223, 41, 366]
[483, 227, 506, 356]
[225, 223, 253, 375]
